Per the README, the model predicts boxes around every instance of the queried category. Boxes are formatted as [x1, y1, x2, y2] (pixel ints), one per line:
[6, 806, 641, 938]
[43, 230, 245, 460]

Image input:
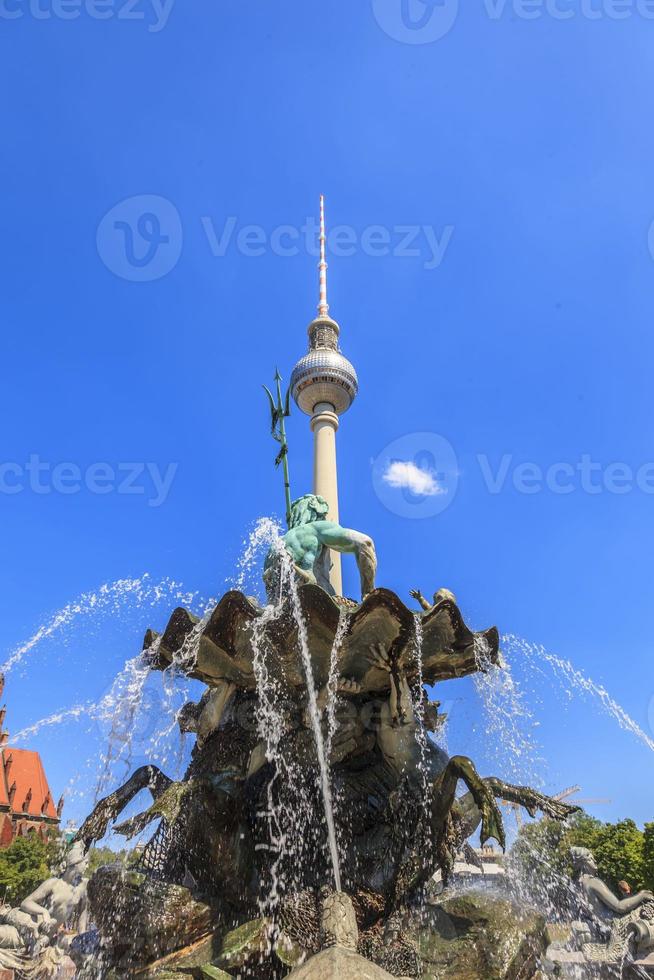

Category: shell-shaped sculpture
[144, 586, 499, 696]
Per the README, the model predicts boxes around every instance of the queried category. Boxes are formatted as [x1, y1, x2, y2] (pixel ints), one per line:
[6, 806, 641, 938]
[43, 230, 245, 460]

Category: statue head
[570, 846, 598, 877]
[433, 588, 457, 605]
[61, 840, 89, 884]
[288, 494, 330, 528]
[423, 700, 442, 733]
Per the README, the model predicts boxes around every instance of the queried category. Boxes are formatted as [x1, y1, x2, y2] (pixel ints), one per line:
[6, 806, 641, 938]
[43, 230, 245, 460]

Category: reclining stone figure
[20, 841, 89, 937]
[571, 846, 654, 922]
[545, 847, 654, 968]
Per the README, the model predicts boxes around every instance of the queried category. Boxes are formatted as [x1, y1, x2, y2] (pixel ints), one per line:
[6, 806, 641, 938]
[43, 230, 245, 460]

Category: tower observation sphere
[290, 318, 358, 416]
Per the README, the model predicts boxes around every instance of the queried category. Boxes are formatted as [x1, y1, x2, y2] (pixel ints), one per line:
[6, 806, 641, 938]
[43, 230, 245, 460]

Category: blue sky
[1, 0, 654, 833]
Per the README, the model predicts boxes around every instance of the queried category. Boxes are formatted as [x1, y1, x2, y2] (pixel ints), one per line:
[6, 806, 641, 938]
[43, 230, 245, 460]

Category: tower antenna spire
[318, 194, 329, 317]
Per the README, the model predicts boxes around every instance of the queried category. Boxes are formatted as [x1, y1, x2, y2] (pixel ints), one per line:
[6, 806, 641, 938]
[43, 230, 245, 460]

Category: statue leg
[75, 765, 172, 847]
[486, 777, 579, 821]
[455, 777, 579, 841]
[389, 755, 505, 905]
[432, 756, 505, 852]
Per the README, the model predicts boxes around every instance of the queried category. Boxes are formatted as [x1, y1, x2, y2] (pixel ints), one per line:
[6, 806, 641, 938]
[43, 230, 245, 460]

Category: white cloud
[382, 460, 445, 496]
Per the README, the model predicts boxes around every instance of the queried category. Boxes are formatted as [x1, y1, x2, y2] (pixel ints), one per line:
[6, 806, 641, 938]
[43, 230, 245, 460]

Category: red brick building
[0, 678, 62, 847]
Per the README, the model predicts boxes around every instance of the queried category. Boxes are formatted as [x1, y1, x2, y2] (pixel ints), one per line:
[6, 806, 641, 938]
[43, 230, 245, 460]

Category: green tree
[0, 834, 60, 905]
[641, 822, 654, 891]
[512, 813, 651, 897]
[587, 819, 644, 893]
[85, 845, 136, 878]
[511, 812, 570, 880]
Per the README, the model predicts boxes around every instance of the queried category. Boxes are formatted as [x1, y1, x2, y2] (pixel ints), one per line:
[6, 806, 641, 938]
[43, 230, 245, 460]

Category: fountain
[68, 502, 575, 978]
[6, 199, 585, 979]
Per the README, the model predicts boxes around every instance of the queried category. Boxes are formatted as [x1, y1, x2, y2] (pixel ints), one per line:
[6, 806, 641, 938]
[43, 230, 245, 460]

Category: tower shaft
[311, 403, 342, 593]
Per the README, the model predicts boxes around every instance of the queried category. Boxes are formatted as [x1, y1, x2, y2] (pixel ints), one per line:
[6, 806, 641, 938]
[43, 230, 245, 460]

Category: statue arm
[196, 682, 236, 745]
[74, 891, 89, 934]
[315, 524, 362, 554]
[21, 885, 54, 924]
[586, 879, 654, 914]
[410, 589, 432, 612]
[317, 526, 376, 597]
[21, 900, 50, 919]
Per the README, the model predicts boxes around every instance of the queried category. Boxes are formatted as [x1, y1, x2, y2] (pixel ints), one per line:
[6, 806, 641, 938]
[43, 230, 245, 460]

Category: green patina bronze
[265, 492, 377, 599]
[263, 368, 292, 527]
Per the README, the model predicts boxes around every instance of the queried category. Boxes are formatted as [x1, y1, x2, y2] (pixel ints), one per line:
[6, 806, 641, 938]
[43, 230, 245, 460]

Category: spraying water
[231, 517, 283, 595]
[503, 634, 654, 756]
[410, 614, 431, 806]
[284, 554, 342, 892]
[12, 704, 95, 743]
[1, 575, 199, 675]
[473, 635, 543, 786]
[250, 593, 303, 935]
[325, 608, 349, 762]
[240, 519, 342, 917]
[93, 645, 157, 800]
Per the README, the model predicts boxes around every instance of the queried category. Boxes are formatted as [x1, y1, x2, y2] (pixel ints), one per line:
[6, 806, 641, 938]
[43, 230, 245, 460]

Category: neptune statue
[265, 493, 377, 599]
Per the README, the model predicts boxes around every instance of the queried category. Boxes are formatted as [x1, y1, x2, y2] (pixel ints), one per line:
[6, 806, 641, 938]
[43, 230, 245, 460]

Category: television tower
[290, 197, 358, 594]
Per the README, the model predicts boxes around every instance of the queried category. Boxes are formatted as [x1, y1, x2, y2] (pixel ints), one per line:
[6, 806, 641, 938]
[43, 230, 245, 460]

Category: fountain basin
[144, 585, 500, 693]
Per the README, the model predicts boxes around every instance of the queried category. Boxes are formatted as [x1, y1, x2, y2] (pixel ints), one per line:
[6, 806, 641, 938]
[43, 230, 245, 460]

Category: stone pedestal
[289, 947, 401, 979]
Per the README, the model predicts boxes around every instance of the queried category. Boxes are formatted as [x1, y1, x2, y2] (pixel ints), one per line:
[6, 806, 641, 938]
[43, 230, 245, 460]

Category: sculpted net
[136, 819, 173, 879]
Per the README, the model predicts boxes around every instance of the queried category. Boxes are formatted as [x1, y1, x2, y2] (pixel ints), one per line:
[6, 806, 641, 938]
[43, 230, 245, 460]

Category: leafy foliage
[0, 833, 60, 905]
[85, 845, 137, 878]
[512, 812, 654, 898]
[0, 835, 139, 907]
[643, 823, 654, 891]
